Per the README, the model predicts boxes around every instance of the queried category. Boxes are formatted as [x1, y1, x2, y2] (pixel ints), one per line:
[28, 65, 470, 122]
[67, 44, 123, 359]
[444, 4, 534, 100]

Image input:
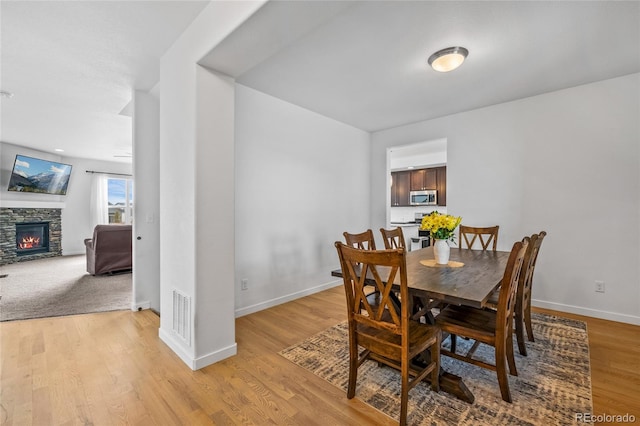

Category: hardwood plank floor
[1, 287, 638, 425]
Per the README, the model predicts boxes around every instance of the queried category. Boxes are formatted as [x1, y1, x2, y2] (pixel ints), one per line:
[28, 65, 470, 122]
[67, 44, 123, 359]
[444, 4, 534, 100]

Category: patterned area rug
[279, 313, 591, 425]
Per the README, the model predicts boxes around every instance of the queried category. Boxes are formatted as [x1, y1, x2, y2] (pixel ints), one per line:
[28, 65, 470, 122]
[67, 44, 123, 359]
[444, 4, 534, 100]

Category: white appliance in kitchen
[410, 212, 431, 251]
[390, 213, 432, 251]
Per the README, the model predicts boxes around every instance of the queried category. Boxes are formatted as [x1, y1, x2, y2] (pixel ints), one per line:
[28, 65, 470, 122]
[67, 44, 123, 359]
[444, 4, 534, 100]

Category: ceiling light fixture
[428, 46, 469, 72]
[54, 148, 65, 152]
[0, 90, 14, 99]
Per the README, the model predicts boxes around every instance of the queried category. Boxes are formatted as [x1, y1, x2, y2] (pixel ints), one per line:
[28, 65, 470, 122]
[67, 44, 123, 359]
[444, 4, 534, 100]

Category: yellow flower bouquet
[420, 211, 462, 242]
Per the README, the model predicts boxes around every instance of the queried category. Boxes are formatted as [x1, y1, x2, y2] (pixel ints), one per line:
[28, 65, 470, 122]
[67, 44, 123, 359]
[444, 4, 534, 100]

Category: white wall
[0, 142, 132, 255]
[132, 90, 160, 312]
[389, 138, 447, 170]
[158, 1, 265, 370]
[371, 73, 640, 324]
[234, 85, 371, 316]
[194, 66, 237, 365]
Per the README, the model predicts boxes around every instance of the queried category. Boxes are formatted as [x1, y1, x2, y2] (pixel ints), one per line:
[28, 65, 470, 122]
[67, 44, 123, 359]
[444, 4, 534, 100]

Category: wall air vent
[172, 289, 191, 345]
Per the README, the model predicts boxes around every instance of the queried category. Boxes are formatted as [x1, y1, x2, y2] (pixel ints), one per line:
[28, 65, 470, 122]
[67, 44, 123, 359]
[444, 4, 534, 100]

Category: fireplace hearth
[16, 222, 50, 256]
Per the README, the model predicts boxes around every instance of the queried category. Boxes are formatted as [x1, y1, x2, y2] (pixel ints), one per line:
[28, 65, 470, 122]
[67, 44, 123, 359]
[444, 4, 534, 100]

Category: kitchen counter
[390, 221, 419, 227]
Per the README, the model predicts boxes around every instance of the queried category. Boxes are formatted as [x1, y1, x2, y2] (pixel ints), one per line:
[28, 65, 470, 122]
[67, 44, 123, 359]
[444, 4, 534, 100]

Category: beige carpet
[0, 255, 131, 321]
[280, 313, 592, 425]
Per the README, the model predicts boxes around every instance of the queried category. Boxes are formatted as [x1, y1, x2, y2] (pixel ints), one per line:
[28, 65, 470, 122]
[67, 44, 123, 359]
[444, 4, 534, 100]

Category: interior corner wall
[234, 85, 371, 316]
[132, 90, 160, 312]
[158, 1, 265, 369]
[193, 66, 237, 366]
[371, 73, 640, 325]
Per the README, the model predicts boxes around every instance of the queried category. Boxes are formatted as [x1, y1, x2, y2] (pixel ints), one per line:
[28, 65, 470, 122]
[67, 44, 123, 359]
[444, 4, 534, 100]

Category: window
[108, 178, 133, 224]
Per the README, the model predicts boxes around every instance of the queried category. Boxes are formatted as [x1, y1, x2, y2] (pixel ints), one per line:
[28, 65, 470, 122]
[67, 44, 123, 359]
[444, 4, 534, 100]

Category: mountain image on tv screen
[8, 155, 73, 195]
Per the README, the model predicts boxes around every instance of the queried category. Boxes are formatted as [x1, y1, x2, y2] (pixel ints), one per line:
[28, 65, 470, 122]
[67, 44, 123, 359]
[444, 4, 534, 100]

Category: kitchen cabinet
[392, 166, 447, 206]
[410, 168, 437, 191]
[390, 171, 410, 206]
[436, 166, 447, 206]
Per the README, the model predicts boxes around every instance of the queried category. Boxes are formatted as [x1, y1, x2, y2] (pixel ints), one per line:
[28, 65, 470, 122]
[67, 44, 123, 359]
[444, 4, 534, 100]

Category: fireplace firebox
[16, 222, 50, 256]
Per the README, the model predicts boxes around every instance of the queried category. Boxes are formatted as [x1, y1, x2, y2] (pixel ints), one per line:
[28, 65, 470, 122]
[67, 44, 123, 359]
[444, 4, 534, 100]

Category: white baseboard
[235, 279, 342, 318]
[159, 327, 195, 369]
[532, 299, 640, 325]
[132, 301, 150, 311]
[234, 289, 640, 325]
[159, 327, 237, 370]
[63, 251, 85, 256]
[194, 343, 237, 370]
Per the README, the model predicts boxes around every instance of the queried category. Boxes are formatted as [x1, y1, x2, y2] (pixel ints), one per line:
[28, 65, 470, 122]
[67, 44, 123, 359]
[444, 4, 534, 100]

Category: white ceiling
[1, 0, 209, 162]
[2, 1, 639, 163]
[205, 0, 640, 132]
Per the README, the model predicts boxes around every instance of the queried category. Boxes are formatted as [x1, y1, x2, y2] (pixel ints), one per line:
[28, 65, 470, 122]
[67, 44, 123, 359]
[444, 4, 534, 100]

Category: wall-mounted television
[7, 154, 73, 195]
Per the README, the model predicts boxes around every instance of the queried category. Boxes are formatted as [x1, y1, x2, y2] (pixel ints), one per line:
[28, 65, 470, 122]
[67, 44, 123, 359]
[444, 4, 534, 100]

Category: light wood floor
[1, 286, 638, 425]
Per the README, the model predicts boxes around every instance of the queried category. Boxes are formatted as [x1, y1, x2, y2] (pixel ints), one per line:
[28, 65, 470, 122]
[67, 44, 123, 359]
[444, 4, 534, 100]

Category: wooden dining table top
[331, 246, 510, 309]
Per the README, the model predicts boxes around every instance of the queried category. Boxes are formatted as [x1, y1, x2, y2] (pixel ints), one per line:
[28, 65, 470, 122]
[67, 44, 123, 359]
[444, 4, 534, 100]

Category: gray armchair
[84, 224, 132, 275]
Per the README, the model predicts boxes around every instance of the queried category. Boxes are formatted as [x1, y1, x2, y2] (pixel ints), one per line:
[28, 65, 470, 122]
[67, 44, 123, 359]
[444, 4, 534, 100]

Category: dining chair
[380, 226, 406, 250]
[343, 229, 384, 310]
[459, 225, 499, 251]
[435, 238, 529, 403]
[335, 242, 441, 426]
[447, 225, 499, 352]
[485, 231, 547, 356]
[343, 229, 377, 250]
[381, 226, 434, 318]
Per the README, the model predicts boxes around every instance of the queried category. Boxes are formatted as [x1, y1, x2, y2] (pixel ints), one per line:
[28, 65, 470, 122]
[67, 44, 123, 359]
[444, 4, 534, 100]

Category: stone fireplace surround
[0, 208, 62, 265]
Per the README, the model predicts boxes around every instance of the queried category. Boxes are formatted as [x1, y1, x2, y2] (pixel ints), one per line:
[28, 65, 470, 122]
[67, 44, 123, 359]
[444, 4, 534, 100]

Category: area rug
[0, 255, 131, 321]
[280, 313, 592, 425]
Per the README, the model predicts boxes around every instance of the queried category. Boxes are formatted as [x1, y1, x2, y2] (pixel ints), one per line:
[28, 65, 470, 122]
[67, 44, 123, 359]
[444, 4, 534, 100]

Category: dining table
[331, 245, 511, 403]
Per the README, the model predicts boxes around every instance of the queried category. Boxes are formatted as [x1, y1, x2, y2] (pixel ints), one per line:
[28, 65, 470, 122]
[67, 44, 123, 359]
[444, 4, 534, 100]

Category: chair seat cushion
[435, 305, 497, 344]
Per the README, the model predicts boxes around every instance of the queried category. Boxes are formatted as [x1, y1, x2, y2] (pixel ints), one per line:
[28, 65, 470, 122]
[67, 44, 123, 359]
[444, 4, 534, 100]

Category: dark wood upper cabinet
[392, 166, 446, 207]
[390, 171, 410, 206]
[436, 166, 447, 206]
[410, 168, 437, 191]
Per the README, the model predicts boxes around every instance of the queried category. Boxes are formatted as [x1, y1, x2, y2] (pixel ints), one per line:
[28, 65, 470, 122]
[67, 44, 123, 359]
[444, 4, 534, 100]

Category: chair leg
[524, 304, 535, 342]
[495, 352, 513, 403]
[450, 334, 457, 353]
[347, 334, 358, 399]
[431, 334, 441, 392]
[514, 311, 527, 356]
[506, 329, 518, 377]
[400, 357, 409, 426]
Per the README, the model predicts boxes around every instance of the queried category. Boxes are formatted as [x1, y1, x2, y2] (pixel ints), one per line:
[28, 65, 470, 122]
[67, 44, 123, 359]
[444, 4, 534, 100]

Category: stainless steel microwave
[410, 190, 437, 206]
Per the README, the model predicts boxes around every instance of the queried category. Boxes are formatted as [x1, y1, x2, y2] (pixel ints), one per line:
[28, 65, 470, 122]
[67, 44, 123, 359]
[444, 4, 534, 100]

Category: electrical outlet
[595, 280, 605, 293]
[241, 278, 248, 291]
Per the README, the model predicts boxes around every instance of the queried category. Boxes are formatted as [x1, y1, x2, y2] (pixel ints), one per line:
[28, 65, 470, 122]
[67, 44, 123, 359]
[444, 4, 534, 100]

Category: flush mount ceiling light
[428, 46, 469, 72]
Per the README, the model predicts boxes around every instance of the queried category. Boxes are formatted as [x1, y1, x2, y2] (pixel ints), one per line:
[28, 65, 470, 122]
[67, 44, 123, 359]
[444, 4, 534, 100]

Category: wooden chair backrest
[343, 229, 376, 250]
[459, 225, 499, 251]
[380, 227, 406, 250]
[495, 238, 529, 343]
[519, 231, 546, 311]
[335, 242, 409, 336]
